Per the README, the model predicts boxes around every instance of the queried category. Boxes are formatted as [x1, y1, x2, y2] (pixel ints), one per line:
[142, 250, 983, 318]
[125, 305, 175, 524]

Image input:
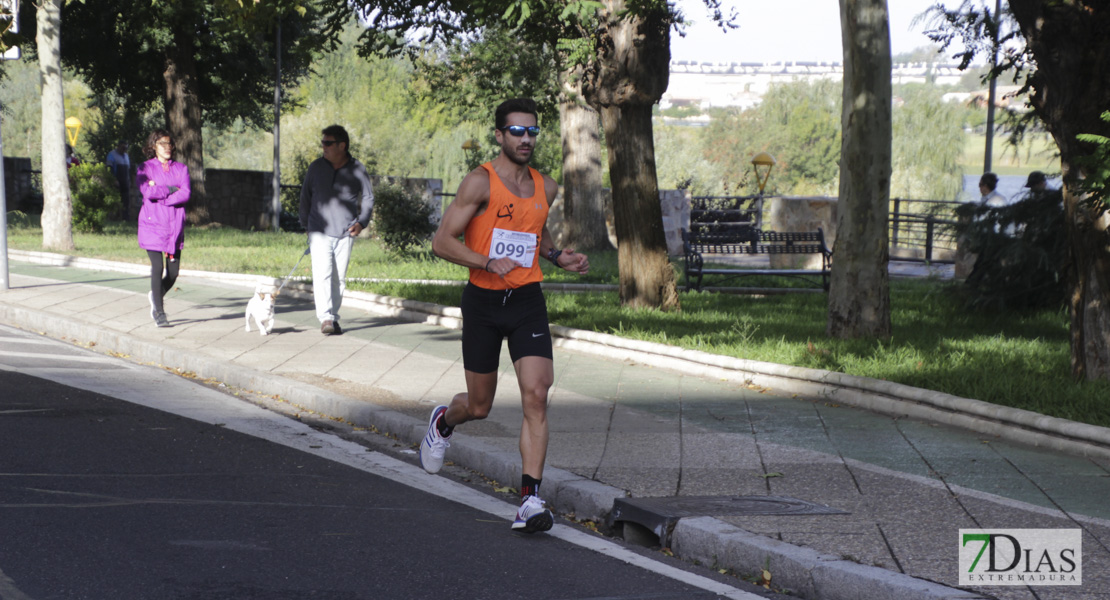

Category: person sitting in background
[65, 145, 81, 169]
[1023, 171, 1048, 195]
[978, 172, 1007, 207]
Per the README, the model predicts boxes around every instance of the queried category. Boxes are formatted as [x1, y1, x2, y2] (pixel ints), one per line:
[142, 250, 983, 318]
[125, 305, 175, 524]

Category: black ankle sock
[436, 413, 453, 437]
[521, 474, 541, 499]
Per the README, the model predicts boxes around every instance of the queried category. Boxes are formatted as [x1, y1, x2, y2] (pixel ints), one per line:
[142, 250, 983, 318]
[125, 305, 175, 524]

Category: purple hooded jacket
[136, 158, 191, 254]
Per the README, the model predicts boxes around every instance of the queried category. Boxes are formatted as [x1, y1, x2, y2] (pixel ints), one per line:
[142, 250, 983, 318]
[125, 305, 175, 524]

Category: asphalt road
[0, 324, 782, 600]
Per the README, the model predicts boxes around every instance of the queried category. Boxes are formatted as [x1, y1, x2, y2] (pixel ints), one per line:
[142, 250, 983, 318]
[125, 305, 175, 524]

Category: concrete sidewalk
[2, 253, 1108, 600]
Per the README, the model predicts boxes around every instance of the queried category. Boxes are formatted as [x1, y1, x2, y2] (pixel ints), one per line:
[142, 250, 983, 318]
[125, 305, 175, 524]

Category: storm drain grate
[611, 495, 849, 546]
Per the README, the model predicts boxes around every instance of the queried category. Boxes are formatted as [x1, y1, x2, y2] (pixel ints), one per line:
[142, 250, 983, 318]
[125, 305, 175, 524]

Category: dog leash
[275, 246, 310, 295]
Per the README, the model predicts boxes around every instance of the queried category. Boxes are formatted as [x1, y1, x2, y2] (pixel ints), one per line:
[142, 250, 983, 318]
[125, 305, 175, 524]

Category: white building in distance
[661, 61, 966, 110]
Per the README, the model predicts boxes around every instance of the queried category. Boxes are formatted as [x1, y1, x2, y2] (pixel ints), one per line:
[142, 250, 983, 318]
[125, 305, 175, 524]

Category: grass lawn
[7, 221, 1109, 428]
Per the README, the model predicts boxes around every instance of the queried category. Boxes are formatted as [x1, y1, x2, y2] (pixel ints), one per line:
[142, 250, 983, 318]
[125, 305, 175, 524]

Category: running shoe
[512, 494, 553, 533]
[419, 405, 451, 474]
[154, 312, 170, 328]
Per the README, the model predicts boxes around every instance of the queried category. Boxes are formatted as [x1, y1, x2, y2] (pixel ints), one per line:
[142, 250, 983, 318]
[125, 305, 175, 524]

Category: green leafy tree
[279, 26, 467, 190]
[929, 0, 1110, 381]
[372, 183, 437, 256]
[411, 25, 563, 181]
[702, 80, 841, 196]
[55, 0, 344, 224]
[0, 59, 47, 163]
[653, 123, 725, 196]
[891, 84, 965, 201]
[68, 162, 121, 233]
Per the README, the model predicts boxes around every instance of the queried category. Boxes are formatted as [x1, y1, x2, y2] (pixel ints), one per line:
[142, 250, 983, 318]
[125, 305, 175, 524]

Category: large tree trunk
[36, 0, 74, 251]
[559, 64, 608, 251]
[1008, 1, 1110, 380]
[585, 0, 679, 310]
[601, 104, 679, 309]
[163, 32, 209, 225]
[828, 0, 892, 339]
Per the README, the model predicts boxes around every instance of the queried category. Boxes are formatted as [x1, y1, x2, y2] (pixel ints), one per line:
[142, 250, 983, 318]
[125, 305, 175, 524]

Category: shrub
[954, 191, 1068, 310]
[372, 183, 437, 256]
[68, 163, 121, 233]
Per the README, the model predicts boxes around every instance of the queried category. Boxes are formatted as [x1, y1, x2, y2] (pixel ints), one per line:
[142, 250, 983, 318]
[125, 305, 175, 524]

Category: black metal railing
[889, 198, 962, 264]
[686, 195, 962, 265]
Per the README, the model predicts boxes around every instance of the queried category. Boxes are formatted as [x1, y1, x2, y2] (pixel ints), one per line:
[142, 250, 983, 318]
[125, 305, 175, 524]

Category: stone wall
[547, 187, 691, 256]
[3, 157, 37, 213]
[205, 169, 275, 230]
[768, 196, 838, 269]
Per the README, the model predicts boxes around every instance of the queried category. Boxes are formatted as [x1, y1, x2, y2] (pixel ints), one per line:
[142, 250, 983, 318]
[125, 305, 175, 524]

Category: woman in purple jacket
[136, 129, 190, 327]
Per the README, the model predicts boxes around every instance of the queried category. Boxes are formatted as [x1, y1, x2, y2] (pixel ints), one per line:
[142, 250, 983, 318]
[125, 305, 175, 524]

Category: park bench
[681, 196, 833, 292]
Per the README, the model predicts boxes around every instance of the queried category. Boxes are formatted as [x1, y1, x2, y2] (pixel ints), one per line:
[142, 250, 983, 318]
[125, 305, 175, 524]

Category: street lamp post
[64, 116, 82, 147]
[751, 152, 776, 193]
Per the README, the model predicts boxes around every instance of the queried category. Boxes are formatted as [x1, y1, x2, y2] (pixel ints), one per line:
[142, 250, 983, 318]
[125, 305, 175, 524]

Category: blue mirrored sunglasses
[499, 125, 540, 137]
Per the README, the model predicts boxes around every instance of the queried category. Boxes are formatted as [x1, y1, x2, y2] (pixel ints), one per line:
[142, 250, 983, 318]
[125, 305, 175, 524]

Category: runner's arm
[432, 168, 516, 273]
[538, 174, 589, 274]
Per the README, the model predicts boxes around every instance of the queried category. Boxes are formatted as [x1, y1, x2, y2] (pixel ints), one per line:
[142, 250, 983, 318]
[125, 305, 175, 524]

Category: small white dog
[245, 284, 277, 336]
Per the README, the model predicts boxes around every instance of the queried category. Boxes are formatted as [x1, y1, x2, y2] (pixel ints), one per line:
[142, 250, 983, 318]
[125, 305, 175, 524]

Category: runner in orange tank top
[423, 98, 590, 533]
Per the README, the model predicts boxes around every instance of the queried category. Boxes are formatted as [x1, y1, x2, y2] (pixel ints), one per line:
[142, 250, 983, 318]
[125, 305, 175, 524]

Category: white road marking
[0, 566, 35, 600]
[0, 350, 126, 364]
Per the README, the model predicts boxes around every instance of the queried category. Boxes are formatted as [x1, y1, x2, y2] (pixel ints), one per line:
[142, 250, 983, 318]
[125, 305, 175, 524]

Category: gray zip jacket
[299, 155, 375, 237]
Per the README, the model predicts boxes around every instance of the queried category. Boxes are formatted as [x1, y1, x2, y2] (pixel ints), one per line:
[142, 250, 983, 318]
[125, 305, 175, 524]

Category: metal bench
[681, 198, 832, 292]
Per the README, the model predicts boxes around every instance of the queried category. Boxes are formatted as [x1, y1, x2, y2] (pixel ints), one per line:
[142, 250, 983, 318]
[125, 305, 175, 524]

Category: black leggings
[146, 249, 181, 314]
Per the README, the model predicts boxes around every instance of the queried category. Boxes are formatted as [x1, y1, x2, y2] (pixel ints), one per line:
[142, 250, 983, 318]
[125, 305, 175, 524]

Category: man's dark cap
[1025, 171, 1046, 187]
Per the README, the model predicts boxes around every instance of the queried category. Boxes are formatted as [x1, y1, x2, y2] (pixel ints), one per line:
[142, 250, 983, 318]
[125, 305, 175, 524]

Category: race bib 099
[489, 228, 537, 268]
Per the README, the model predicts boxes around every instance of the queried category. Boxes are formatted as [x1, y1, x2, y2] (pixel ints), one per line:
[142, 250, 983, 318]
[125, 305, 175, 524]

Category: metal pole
[1, 99, 9, 291]
[892, 198, 901, 247]
[925, 217, 935, 263]
[983, 0, 1001, 174]
[271, 19, 282, 232]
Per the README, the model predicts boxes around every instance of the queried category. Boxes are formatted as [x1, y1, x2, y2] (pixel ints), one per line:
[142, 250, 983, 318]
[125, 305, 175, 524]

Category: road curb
[672, 518, 990, 600]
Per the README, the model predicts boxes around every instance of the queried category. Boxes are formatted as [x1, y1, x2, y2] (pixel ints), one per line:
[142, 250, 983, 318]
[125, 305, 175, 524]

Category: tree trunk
[559, 65, 608, 251]
[1007, 1, 1110, 380]
[36, 0, 74, 251]
[585, 0, 679, 310]
[601, 104, 680, 309]
[828, 0, 892, 339]
[163, 32, 209, 225]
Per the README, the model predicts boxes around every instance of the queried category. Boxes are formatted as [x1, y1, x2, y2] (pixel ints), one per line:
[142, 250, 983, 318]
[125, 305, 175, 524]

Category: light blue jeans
[308, 232, 354, 323]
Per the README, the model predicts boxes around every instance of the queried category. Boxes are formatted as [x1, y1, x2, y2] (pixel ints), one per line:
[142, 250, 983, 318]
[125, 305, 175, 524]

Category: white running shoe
[419, 405, 451, 474]
[512, 495, 553, 533]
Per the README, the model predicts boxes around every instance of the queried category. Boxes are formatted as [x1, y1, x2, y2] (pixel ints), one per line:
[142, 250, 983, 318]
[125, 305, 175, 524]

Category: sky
[670, 0, 950, 64]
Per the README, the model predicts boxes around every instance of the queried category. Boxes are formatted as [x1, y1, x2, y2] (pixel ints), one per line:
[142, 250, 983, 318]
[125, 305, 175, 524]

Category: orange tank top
[465, 163, 549, 290]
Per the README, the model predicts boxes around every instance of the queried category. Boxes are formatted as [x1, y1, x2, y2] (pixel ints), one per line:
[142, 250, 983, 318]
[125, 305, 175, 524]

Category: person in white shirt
[978, 172, 1007, 207]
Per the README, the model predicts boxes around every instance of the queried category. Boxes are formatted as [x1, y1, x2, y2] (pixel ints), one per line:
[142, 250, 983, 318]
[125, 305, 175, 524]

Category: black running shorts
[461, 282, 553, 373]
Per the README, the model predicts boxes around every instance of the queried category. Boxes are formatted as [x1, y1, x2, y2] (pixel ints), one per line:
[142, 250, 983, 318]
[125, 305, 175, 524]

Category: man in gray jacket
[299, 125, 374, 335]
